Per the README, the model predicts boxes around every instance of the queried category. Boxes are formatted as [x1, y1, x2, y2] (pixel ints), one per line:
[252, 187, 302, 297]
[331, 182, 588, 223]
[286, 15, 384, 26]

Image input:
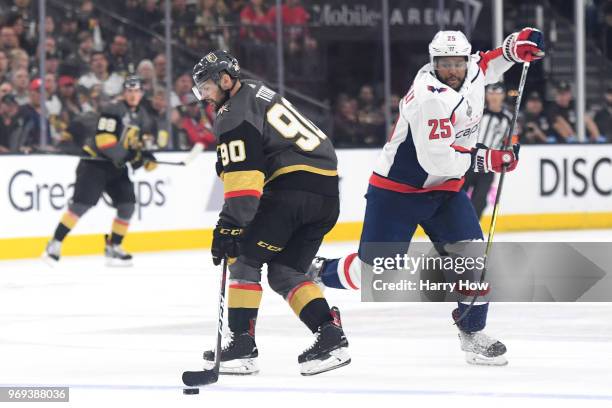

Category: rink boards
[1, 145, 611, 259]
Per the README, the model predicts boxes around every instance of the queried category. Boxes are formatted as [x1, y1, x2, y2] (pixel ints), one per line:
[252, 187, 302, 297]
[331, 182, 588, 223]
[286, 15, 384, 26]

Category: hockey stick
[454, 62, 530, 326]
[82, 143, 205, 166]
[182, 256, 228, 386]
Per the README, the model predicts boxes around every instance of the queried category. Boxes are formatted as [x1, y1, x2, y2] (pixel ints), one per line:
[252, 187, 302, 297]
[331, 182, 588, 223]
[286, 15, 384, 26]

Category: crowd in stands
[0, 0, 611, 154]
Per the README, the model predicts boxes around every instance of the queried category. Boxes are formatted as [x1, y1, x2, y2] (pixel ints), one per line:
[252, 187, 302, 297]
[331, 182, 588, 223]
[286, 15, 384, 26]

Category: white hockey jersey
[370, 48, 514, 193]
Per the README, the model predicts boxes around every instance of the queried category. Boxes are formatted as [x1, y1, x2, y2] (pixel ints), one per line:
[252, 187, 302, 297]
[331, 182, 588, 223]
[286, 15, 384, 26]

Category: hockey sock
[321, 253, 360, 290]
[227, 281, 263, 334]
[53, 211, 80, 242]
[110, 218, 130, 245]
[286, 281, 332, 333]
[452, 302, 489, 332]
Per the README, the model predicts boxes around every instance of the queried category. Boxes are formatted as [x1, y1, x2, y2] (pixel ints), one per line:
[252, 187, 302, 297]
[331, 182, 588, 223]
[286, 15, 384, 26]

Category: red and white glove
[471, 143, 520, 173]
[502, 27, 545, 63]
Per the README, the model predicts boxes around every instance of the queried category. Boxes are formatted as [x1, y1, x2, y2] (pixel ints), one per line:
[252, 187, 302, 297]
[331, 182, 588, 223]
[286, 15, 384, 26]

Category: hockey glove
[143, 151, 158, 172]
[211, 222, 243, 265]
[471, 143, 520, 173]
[502, 27, 545, 63]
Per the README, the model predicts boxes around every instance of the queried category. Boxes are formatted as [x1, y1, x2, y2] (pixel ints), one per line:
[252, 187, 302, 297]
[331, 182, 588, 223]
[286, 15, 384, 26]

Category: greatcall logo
[540, 157, 612, 197]
[7, 170, 166, 220]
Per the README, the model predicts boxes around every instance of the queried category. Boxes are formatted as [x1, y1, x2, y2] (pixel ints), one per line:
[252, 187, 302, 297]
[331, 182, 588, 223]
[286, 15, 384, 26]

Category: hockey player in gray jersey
[191, 50, 350, 376]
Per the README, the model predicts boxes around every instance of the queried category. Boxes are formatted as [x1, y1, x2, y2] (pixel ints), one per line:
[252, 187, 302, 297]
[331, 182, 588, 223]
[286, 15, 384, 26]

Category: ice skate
[104, 235, 133, 267]
[203, 331, 259, 375]
[299, 307, 351, 376]
[42, 239, 61, 266]
[458, 330, 508, 366]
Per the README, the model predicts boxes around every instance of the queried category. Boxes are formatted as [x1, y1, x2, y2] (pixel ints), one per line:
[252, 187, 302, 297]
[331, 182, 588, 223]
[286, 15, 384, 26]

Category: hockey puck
[183, 387, 199, 395]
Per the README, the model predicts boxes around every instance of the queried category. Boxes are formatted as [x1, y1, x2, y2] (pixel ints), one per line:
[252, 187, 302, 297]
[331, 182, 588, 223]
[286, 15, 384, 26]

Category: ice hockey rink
[1, 230, 611, 407]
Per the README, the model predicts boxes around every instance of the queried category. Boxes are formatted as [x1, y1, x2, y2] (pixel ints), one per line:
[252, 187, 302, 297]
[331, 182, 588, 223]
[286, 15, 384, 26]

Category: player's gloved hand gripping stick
[182, 256, 228, 386]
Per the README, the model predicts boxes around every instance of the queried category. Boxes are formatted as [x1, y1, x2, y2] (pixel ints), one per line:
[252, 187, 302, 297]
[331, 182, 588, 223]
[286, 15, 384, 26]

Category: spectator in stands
[153, 53, 167, 88]
[356, 84, 385, 146]
[332, 94, 362, 148]
[172, 0, 196, 25]
[56, 11, 79, 59]
[145, 87, 189, 150]
[44, 15, 56, 38]
[196, 0, 230, 50]
[140, 0, 163, 29]
[389, 93, 400, 126]
[76, 0, 99, 32]
[171, 72, 193, 108]
[106, 34, 133, 77]
[5, 12, 35, 55]
[240, 0, 272, 42]
[8, 48, 28, 72]
[0, 81, 13, 99]
[268, 0, 316, 54]
[57, 76, 83, 124]
[11, 67, 29, 105]
[63, 31, 94, 77]
[0, 50, 9, 83]
[78, 51, 124, 100]
[180, 92, 216, 149]
[0, 94, 23, 153]
[546, 81, 602, 143]
[593, 86, 612, 142]
[44, 52, 60, 76]
[15, 78, 53, 152]
[519, 91, 550, 144]
[44, 73, 62, 116]
[43, 36, 57, 55]
[137, 59, 156, 98]
[1, 26, 20, 53]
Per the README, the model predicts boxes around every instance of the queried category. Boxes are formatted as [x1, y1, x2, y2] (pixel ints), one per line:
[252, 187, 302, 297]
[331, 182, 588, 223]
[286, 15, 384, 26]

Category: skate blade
[204, 358, 259, 375]
[465, 352, 508, 366]
[105, 258, 133, 267]
[300, 347, 351, 376]
[41, 253, 59, 267]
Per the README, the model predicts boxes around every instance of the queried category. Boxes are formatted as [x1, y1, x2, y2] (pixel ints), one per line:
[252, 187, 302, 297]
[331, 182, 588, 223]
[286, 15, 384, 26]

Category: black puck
[183, 387, 199, 395]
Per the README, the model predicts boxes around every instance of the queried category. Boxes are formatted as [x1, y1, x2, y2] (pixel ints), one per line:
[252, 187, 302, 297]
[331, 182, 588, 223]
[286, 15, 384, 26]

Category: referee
[463, 83, 512, 220]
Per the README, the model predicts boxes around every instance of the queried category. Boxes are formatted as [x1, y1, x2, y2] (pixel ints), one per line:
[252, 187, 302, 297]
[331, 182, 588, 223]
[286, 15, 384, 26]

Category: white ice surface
[1, 230, 612, 407]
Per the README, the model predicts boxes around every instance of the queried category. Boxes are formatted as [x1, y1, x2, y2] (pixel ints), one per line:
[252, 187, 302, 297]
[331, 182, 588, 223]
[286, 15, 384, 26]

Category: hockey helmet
[123, 75, 143, 90]
[429, 31, 472, 68]
[192, 50, 240, 100]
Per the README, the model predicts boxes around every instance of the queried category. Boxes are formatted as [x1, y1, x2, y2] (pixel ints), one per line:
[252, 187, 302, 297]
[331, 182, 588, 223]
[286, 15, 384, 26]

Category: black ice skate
[458, 330, 508, 366]
[203, 331, 259, 375]
[306, 256, 328, 291]
[298, 307, 351, 376]
[104, 235, 133, 267]
[42, 239, 61, 265]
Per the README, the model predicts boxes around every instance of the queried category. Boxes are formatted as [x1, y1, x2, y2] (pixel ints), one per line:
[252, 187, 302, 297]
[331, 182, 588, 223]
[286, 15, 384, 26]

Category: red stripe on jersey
[456, 286, 491, 297]
[343, 253, 359, 290]
[98, 141, 117, 149]
[369, 173, 465, 193]
[286, 281, 314, 303]
[478, 48, 503, 73]
[451, 144, 471, 153]
[224, 190, 263, 199]
[113, 218, 129, 226]
[230, 283, 263, 291]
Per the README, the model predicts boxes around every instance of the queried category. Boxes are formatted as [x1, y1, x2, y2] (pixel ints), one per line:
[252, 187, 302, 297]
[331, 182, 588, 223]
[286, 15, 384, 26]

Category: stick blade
[182, 143, 205, 165]
[182, 369, 219, 386]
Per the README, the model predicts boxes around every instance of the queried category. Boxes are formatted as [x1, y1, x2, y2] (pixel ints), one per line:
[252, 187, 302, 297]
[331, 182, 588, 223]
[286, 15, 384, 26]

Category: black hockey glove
[211, 222, 243, 265]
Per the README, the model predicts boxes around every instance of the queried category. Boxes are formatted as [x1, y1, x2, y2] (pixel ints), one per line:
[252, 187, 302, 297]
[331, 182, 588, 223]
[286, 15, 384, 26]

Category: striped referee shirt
[478, 108, 513, 149]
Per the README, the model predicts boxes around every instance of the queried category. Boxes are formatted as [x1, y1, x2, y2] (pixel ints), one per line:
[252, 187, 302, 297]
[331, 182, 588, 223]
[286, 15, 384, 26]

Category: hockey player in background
[191, 50, 350, 376]
[43, 76, 157, 267]
[309, 29, 545, 365]
[463, 83, 513, 220]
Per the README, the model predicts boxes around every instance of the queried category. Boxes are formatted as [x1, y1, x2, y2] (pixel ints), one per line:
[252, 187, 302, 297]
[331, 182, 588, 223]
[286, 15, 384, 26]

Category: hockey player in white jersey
[309, 29, 545, 365]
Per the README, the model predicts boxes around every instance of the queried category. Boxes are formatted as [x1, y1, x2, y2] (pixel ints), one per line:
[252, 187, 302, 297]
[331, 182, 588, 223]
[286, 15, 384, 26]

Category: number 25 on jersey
[428, 118, 451, 140]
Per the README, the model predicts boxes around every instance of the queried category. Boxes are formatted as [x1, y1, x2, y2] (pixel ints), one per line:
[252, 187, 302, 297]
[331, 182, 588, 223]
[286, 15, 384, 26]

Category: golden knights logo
[205, 52, 218, 63]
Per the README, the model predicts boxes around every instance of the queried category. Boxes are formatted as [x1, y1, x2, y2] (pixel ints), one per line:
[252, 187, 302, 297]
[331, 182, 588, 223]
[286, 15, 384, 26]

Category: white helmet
[429, 30, 472, 66]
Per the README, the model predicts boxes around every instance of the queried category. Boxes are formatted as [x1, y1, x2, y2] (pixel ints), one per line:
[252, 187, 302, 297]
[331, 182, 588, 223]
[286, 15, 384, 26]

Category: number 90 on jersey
[267, 97, 327, 151]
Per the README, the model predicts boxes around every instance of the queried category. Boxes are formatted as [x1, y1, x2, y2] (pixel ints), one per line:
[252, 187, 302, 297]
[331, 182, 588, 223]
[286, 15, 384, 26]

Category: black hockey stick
[454, 62, 531, 326]
[182, 256, 228, 386]
[83, 143, 205, 167]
